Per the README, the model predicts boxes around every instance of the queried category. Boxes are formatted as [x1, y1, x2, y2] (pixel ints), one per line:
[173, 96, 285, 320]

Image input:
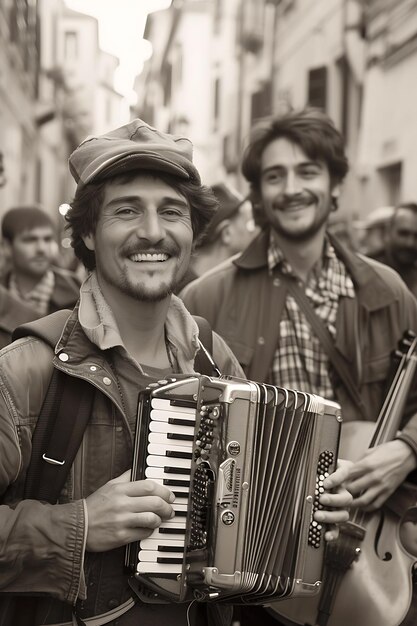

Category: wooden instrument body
[269, 420, 417, 626]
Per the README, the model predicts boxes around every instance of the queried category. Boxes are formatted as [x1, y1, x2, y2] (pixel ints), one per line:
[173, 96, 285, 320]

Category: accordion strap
[283, 277, 369, 421]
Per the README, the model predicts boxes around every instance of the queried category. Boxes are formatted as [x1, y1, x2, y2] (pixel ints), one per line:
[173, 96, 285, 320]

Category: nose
[283, 170, 301, 196]
[135, 210, 165, 244]
[36, 238, 49, 254]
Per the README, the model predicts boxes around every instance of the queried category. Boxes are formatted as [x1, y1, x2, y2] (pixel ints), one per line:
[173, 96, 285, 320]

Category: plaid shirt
[268, 234, 355, 399]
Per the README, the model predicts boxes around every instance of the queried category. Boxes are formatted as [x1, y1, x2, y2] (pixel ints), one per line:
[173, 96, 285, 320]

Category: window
[307, 66, 327, 111]
[64, 31, 78, 61]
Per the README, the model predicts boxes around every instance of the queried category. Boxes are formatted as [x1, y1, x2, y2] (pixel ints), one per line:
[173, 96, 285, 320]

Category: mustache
[272, 192, 315, 210]
[121, 242, 181, 257]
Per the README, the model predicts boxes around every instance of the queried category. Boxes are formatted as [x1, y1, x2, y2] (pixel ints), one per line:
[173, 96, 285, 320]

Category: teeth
[129, 253, 169, 262]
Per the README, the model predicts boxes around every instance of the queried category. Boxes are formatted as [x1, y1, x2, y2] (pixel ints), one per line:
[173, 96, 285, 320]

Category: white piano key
[139, 550, 184, 562]
[150, 409, 196, 423]
[145, 467, 191, 481]
[148, 432, 193, 447]
[137, 562, 182, 574]
[151, 398, 195, 414]
[140, 538, 185, 550]
[149, 478, 190, 494]
[148, 527, 186, 540]
[149, 422, 194, 436]
[148, 442, 192, 455]
[146, 455, 192, 469]
[172, 503, 188, 513]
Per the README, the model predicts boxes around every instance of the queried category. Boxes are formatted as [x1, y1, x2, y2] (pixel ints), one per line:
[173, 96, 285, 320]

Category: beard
[270, 193, 333, 242]
[98, 241, 188, 303]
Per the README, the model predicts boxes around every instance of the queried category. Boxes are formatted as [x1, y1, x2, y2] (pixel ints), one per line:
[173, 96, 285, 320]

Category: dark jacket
[181, 229, 417, 453]
[0, 285, 39, 349]
[369, 249, 417, 298]
[1, 266, 80, 315]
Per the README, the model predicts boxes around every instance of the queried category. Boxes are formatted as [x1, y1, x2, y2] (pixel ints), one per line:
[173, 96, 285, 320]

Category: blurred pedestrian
[177, 182, 258, 290]
[369, 202, 417, 297]
[1, 205, 80, 315]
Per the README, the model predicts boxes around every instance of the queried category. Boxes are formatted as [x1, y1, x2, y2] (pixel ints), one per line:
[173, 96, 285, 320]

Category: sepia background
[0, 0, 414, 263]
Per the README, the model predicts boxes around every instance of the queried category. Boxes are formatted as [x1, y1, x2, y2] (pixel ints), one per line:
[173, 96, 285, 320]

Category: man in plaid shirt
[181, 108, 417, 626]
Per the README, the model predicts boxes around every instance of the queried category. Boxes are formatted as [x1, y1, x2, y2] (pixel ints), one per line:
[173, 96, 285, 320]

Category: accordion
[125, 375, 341, 604]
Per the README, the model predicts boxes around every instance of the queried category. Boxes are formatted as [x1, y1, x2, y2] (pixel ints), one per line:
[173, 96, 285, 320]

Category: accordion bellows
[126, 375, 342, 604]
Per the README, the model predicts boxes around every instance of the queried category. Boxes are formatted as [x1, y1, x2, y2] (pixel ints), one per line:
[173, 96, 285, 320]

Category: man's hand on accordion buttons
[313, 459, 353, 542]
[85, 470, 176, 552]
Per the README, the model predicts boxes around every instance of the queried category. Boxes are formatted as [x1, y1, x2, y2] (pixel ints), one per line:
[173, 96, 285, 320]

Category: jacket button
[258, 336, 265, 345]
[58, 352, 69, 362]
[108, 599, 119, 609]
[90, 365, 97, 372]
[103, 377, 112, 386]
[273, 278, 281, 287]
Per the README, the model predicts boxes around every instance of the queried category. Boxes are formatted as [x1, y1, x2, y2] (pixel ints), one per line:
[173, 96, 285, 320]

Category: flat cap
[69, 119, 201, 187]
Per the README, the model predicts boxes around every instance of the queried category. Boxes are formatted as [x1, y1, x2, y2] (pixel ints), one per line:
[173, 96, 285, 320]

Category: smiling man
[181, 108, 417, 626]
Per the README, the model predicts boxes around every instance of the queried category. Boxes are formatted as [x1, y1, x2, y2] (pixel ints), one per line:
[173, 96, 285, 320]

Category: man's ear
[219, 220, 232, 246]
[82, 233, 95, 251]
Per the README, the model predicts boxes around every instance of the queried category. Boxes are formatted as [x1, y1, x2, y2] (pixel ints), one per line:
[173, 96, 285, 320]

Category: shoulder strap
[24, 370, 95, 503]
[13, 309, 94, 504]
[284, 277, 369, 420]
[193, 315, 221, 377]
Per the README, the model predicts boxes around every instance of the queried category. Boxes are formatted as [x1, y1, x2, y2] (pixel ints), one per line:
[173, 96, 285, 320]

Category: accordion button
[103, 377, 112, 386]
[58, 352, 69, 362]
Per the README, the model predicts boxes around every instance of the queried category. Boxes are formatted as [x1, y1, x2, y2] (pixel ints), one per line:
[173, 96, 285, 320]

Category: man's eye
[116, 207, 135, 216]
[264, 172, 283, 183]
[301, 168, 319, 178]
[162, 208, 183, 218]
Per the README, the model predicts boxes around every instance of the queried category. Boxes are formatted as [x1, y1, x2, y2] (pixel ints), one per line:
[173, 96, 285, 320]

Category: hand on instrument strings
[85, 470, 176, 552]
[314, 459, 353, 541]
[345, 439, 417, 511]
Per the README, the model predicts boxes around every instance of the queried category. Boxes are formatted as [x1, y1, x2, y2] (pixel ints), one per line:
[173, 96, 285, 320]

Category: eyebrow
[104, 195, 189, 210]
[262, 161, 322, 175]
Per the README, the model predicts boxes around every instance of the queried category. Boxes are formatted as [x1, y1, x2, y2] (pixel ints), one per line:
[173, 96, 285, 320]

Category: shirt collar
[78, 271, 200, 373]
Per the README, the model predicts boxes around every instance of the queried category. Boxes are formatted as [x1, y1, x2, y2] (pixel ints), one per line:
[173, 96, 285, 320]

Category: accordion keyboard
[136, 397, 195, 574]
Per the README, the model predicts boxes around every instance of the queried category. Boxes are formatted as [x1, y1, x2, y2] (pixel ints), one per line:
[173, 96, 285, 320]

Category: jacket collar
[56, 273, 201, 375]
[233, 227, 398, 310]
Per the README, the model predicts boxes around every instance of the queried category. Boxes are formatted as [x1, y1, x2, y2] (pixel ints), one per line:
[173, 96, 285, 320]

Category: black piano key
[159, 527, 186, 535]
[163, 479, 190, 487]
[172, 491, 189, 498]
[168, 433, 194, 441]
[157, 557, 183, 564]
[170, 399, 196, 408]
[167, 450, 193, 460]
[168, 418, 196, 427]
[158, 545, 185, 553]
[164, 466, 191, 475]
[173, 510, 187, 517]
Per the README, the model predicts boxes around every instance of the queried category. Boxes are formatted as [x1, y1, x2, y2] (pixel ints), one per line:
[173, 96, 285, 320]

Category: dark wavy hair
[2, 205, 55, 242]
[66, 171, 219, 270]
[241, 108, 349, 203]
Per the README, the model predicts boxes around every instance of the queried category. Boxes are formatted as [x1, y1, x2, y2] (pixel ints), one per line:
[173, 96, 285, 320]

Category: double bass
[269, 331, 417, 626]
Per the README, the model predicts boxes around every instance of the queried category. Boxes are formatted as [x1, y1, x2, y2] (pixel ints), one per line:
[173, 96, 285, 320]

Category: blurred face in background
[226, 200, 259, 254]
[389, 208, 417, 266]
[7, 226, 56, 279]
